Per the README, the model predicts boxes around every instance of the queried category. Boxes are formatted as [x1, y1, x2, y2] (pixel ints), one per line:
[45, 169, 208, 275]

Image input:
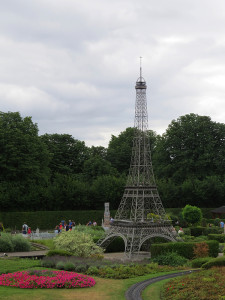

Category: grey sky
[1, 0, 225, 146]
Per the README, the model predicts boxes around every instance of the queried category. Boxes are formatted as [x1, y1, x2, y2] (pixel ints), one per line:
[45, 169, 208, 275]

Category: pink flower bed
[0, 270, 96, 289]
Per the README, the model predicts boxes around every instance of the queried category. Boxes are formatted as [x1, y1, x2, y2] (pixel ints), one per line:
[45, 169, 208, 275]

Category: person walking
[22, 222, 28, 234]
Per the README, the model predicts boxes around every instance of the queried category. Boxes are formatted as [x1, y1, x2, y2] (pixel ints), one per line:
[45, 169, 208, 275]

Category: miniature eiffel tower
[98, 60, 177, 259]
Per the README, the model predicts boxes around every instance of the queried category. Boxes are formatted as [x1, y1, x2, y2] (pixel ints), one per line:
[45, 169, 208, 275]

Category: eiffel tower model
[98, 61, 177, 259]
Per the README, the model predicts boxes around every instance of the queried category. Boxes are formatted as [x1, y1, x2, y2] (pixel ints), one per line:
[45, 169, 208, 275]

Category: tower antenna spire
[140, 56, 142, 78]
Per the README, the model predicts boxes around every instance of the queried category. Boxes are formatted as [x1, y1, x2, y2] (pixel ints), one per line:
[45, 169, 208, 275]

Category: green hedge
[190, 226, 223, 237]
[151, 240, 219, 259]
[191, 257, 212, 268]
[0, 210, 117, 230]
[208, 234, 225, 243]
[202, 257, 225, 269]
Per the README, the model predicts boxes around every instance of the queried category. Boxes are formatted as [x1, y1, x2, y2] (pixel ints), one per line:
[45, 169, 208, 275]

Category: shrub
[75, 265, 88, 273]
[208, 234, 225, 243]
[193, 242, 209, 258]
[86, 266, 99, 275]
[41, 260, 56, 268]
[74, 225, 105, 240]
[89, 253, 104, 260]
[46, 249, 72, 257]
[53, 230, 104, 258]
[182, 205, 202, 225]
[64, 262, 75, 271]
[191, 257, 212, 268]
[182, 228, 191, 235]
[202, 257, 225, 269]
[151, 240, 219, 259]
[151, 251, 188, 267]
[55, 261, 65, 270]
[0, 233, 13, 252]
[214, 218, 220, 226]
[204, 227, 223, 235]
[11, 235, 31, 252]
[190, 227, 205, 237]
[201, 218, 207, 227]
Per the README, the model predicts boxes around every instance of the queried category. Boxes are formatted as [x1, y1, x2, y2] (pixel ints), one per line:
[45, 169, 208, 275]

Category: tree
[182, 204, 202, 225]
[91, 175, 126, 209]
[107, 127, 159, 174]
[83, 156, 118, 181]
[153, 113, 225, 182]
[0, 111, 50, 183]
[40, 133, 89, 176]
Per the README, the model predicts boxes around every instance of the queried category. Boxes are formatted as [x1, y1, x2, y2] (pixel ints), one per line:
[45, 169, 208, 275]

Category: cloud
[1, 0, 225, 146]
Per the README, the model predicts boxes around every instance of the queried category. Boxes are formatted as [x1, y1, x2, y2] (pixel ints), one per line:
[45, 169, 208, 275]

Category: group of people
[86, 220, 97, 226]
[22, 222, 31, 235]
[55, 220, 76, 233]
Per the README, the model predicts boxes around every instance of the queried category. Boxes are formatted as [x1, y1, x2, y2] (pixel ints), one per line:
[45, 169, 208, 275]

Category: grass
[0, 258, 40, 274]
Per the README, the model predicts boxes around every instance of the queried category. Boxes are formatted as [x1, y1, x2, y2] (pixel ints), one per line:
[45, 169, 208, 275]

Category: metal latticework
[98, 65, 177, 258]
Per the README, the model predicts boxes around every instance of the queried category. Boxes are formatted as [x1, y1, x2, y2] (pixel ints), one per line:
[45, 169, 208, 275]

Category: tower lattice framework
[98, 64, 177, 258]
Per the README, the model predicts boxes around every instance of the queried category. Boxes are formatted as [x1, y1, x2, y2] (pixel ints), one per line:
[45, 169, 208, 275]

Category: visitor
[27, 227, 31, 235]
[65, 223, 69, 231]
[69, 220, 73, 230]
[86, 220, 92, 226]
[22, 222, 28, 234]
[61, 220, 65, 227]
[172, 226, 177, 235]
[59, 222, 63, 233]
[55, 225, 59, 234]
[178, 227, 184, 235]
[93, 220, 97, 226]
[71, 220, 76, 230]
[220, 221, 224, 228]
[110, 217, 114, 224]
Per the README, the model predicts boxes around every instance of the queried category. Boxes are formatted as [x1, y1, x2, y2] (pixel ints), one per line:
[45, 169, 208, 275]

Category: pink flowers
[0, 270, 96, 289]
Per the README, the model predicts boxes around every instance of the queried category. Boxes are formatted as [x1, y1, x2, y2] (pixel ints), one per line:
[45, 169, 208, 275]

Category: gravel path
[125, 270, 199, 300]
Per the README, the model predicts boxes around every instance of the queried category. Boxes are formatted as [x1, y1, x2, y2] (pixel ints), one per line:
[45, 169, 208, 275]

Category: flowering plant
[0, 270, 95, 289]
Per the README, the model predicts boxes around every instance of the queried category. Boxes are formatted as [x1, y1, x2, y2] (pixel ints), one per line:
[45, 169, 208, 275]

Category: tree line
[1, 111, 225, 211]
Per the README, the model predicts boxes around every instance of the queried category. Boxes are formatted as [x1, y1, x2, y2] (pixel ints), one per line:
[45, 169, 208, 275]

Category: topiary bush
[202, 257, 225, 269]
[182, 205, 202, 226]
[191, 257, 212, 268]
[151, 251, 188, 267]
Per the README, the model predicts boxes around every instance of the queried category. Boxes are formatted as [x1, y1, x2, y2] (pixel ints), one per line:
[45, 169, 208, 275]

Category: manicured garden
[1, 205, 225, 299]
